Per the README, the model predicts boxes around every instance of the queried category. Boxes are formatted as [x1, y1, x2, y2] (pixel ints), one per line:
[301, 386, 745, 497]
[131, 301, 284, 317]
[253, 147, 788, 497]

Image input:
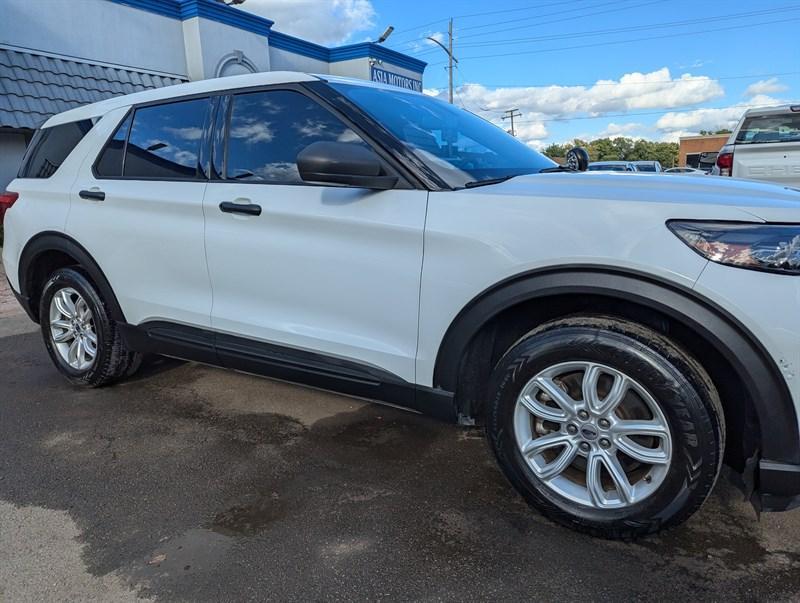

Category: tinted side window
[18, 120, 93, 178]
[94, 113, 132, 177]
[226, 90, 368, 184]
[125, 98, 210, 179]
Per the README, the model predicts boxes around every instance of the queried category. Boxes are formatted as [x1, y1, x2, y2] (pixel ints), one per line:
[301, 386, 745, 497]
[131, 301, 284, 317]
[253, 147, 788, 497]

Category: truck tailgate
[733, 142, 800, 187]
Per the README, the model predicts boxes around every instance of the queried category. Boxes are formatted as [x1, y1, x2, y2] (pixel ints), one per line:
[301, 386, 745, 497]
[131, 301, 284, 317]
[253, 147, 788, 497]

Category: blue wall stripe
[178, 0, 274, 36]
[105, 0, 424, 74]
[270, 32, 426, 74]
[107, 0, 181, 19]
[268, 31, 330, 62]
[330, 43, 427, 73]
[107, 0, 273, 35]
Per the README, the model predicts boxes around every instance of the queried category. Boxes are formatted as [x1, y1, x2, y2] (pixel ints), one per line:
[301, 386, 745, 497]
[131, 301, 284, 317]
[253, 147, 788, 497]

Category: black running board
[118, 321, 456, 422]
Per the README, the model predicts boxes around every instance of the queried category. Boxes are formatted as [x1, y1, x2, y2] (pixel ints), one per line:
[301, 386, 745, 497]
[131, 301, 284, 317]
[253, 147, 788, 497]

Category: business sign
[370, 66, 422, 92]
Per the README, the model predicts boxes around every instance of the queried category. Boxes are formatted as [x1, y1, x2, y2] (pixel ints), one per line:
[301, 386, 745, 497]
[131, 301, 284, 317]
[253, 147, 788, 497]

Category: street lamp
[376, 26, 394, 44]
[426, 18, 456, 104]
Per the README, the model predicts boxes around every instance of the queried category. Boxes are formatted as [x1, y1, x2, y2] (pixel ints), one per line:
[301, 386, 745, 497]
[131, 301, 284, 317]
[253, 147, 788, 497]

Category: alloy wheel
[513, 361, 672, 509]
[49, 287, 98, 371]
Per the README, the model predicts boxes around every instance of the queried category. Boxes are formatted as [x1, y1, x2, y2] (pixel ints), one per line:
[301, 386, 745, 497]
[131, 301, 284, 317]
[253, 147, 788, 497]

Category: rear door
[68, 97, 213, 327]
[733, 111, 800, 186]
[202, 87, 427, 382]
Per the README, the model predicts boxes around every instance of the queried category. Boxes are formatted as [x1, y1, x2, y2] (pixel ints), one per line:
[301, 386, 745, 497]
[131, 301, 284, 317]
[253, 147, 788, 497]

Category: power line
[512, 102, 787, 125]
[427, 16, 800, 65]
[386, 0, 576, 40]
[442, 70, 800, 90]
[459, 0, 633, 33]
[392, 0, 658, 52]
[388, 0, 639, 50]
[410, 6, 800, 56]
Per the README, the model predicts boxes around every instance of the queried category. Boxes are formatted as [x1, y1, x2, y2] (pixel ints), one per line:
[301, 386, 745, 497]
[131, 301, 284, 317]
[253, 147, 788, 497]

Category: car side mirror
[565, 147, 589, 172]
[297, 141, 398, 190]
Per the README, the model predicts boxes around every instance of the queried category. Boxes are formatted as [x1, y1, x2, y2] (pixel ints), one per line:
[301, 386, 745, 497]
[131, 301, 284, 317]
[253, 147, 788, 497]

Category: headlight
[668, 221, 800, 275]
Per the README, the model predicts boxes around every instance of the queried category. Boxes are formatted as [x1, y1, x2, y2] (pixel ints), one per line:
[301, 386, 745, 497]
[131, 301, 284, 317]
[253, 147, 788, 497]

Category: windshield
[330, 83, 556, 188]
[736, 112, 800, 144]
[634, 164, 656, 172]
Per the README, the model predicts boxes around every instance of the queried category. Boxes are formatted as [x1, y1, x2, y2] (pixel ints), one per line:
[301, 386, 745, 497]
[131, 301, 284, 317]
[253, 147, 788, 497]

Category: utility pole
[447, 18, 454, 104]
[427, 18, 457, 104]
[502, 108, 522, 136]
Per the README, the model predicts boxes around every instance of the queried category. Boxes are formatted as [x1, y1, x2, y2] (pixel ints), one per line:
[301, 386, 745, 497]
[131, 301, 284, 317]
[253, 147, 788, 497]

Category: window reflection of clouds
[337, 129, 361, 143]
[126, 98, 208, 176]
[254, 162, 299, 181]
[164, 126, 203, 141]
[293, 119, 329, 138]
[230, 120, 275, 144]
[225, 90, 367, 184]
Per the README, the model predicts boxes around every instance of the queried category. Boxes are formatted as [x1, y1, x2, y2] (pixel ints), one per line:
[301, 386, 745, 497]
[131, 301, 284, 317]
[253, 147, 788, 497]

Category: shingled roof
[0, 47, 186, 130]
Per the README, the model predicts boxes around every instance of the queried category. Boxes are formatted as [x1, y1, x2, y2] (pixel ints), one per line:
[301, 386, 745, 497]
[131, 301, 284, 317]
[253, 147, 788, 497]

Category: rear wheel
[486, 316, 724, 539]
[40, 267, 141, 386]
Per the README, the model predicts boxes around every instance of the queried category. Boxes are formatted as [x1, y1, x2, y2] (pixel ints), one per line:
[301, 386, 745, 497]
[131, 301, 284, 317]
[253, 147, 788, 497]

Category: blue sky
[244, 0, 800, 148]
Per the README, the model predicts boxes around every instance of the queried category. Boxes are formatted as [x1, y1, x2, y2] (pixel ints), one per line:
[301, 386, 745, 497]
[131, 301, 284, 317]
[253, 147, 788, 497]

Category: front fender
[433, 265, 799, 466]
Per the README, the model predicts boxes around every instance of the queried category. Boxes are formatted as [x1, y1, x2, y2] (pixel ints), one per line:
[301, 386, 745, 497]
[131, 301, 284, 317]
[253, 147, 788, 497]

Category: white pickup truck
[714, 104, 800, 186]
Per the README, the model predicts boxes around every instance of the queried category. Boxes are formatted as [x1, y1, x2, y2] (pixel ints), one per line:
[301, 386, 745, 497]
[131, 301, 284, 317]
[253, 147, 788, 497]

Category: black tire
[39, 267, 141, 387]
[486, 315, 725, 539]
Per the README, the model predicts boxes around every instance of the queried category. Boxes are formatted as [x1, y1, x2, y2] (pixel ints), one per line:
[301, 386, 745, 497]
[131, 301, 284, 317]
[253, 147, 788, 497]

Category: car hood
[482, 172, 800, 221]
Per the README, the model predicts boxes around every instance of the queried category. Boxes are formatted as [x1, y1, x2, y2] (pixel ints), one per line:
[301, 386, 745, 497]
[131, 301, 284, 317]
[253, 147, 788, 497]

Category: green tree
[542, 143, 569, 158]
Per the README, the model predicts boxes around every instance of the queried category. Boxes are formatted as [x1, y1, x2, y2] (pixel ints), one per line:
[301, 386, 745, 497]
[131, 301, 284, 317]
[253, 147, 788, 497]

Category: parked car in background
[665, 167, 706, 175]
[4, 72, 800, 540]
[632, 160, 663, 172]
[587, 161, 636, 172]
[697, 152, 718, 174]
[713, 104, 800, 186]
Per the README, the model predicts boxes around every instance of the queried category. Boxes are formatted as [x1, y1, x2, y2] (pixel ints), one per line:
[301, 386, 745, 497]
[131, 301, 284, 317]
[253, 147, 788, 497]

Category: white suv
[3, 72, 800, 538]
[714, 104, 800, 186]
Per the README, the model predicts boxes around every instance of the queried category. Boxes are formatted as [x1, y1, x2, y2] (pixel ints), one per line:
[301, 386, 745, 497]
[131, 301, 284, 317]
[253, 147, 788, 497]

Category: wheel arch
[17, 231, 126, 324]
[433, 265, 799, 466]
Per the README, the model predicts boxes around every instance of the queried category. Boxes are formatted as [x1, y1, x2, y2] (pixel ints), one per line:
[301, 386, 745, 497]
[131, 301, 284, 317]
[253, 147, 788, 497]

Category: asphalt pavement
[1, 266, 799, 602]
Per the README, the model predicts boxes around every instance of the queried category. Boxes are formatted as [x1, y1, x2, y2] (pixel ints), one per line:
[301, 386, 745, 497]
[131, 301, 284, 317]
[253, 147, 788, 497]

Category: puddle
[211, 494, 287, 537]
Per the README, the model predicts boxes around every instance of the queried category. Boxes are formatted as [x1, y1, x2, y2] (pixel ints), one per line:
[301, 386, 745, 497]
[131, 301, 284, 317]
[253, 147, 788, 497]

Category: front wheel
[486, 316, 724, 539]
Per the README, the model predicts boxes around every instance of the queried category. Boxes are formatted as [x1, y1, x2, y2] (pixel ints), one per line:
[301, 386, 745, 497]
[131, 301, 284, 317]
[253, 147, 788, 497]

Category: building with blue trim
[0, 0, 426, 190]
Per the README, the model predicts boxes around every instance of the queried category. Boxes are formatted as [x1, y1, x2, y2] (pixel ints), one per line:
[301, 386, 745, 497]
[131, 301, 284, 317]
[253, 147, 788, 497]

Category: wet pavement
[1, 276, 799, 600]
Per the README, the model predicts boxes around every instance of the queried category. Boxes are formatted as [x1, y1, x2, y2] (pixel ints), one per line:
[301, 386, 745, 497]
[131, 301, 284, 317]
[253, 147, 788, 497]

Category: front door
[202, 88, 427, 382]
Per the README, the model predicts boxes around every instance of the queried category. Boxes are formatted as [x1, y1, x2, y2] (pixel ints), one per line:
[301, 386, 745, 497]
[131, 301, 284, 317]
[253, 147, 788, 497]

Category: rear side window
[224, 90, 369, 184]
[118, 98, 210, 180]
[18, 119, 93, 178]
[94, 114, 132, 177]
[736, 112, 800, 144]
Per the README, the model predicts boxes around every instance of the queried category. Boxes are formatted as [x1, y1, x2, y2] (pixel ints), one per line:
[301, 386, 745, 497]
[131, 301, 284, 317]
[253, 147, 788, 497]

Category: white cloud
[656, 94, 783, 135]
[744, 78, 788, 98]
[240, 0, 375, 45]
[425, 68, 723, 147]
[597, 122, 646, 138]
[677, 59, 711, 70]
[431, 68, 723, 118]
[513, 122, 549, 146]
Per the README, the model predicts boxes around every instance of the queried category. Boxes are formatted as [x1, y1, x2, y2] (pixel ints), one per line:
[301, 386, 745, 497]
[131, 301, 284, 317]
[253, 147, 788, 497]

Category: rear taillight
[716, 150, 734, 177]
[0, 191, 19, 225]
